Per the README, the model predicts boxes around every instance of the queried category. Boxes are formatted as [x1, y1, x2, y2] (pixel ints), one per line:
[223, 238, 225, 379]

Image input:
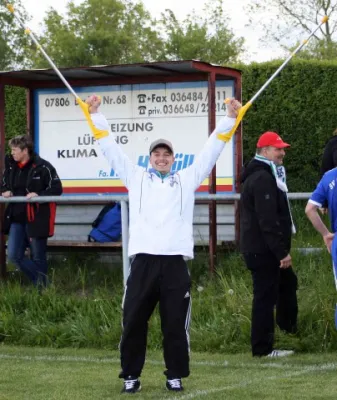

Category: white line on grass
[166, 363, 337, 400]
[0, 354, 122, 364]
[0, 353, 229, 367]
[0, 353, 329, 370]
[1, 352, 336, 399]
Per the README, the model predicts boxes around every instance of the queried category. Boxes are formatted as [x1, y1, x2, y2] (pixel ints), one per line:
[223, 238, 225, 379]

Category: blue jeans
[7, 223, 48, 287]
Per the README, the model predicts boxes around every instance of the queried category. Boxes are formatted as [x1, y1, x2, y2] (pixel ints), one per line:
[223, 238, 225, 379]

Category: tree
[26, 0, 244, 68]
[247, 0, 337, 60]
[158, 0, 244, 64]
[26, 0, 164, 68]
[0, 0, 31, 69]
[288, 39, 337, 60]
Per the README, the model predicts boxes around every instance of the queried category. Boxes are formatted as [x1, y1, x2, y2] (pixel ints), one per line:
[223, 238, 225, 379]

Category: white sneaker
[121, 377, 141, 393]
[267, 349, 294, 358]
[166, 378, 184, 392]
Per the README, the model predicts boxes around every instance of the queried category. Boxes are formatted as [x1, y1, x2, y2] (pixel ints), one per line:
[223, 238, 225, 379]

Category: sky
[19, 0, 286, 63]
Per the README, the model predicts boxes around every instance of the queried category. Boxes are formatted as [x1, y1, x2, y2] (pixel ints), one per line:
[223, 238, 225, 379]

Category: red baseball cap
[256, 131, 290, 148]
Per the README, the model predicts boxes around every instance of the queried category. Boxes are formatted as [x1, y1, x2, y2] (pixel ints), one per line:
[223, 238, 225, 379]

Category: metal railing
[0, 193, 312, 203]
[0, 193, 312, 284]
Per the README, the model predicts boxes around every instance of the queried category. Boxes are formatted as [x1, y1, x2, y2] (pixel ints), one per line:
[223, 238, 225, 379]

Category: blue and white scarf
[255, 154, 296, 234]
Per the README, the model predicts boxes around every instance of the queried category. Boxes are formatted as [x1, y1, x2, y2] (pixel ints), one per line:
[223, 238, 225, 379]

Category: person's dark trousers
[7, 222, 48, 287]
[119, 253, 191, 380]
[276, 266, 298, 334]
[243, 252, 298, 357]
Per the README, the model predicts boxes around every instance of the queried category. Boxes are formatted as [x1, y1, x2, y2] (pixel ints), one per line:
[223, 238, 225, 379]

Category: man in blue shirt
[305, 169, 337, 326]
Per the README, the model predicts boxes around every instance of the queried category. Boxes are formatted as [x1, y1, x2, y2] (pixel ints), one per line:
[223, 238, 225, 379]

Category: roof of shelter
[0, 60, 241, 85]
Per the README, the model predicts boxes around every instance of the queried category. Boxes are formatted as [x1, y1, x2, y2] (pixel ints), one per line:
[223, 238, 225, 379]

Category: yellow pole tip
[76, 97, 87, 107]
[6, 4, 15, 13]
[322, 16, 328, 23]
[24, 28, 31, 35]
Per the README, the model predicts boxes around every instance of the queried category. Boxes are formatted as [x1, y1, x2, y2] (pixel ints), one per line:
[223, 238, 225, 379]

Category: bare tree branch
[246, 0, 337, 59]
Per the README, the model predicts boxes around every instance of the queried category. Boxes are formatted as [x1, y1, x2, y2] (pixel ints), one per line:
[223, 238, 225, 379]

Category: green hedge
[240, 59, 337, 191]
[5, 85, 26, 142]
[5, 59, 337, 190]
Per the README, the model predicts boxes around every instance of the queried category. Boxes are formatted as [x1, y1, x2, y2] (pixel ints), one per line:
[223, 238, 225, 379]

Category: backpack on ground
[88, 202, 122, 242]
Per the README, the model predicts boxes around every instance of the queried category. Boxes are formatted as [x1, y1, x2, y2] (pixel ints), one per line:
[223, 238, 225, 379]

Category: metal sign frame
[0, 61, 242, 278]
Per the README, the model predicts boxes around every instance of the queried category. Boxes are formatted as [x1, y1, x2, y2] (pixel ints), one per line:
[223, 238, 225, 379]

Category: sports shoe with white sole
[266, 349, 294, 358]
[166, 378, 184, 391]
[121, 376, 141, 394]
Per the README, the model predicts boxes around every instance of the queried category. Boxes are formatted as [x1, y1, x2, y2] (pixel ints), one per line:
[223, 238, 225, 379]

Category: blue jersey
[310, 168, 337, 328]
[309, 167, 337, 233]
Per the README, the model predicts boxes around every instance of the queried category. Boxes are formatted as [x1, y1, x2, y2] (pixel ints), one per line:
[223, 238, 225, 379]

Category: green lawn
[0, 346, 336, 399]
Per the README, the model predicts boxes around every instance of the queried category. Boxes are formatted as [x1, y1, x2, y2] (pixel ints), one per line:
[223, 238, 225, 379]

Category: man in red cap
[239, 131, 298, 358]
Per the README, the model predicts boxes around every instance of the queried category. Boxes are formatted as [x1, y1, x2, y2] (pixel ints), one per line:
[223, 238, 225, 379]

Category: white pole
[120, 200, 130, 286]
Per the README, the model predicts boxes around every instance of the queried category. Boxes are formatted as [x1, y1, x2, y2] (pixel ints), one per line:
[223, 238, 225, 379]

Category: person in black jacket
[240, 131, 298, 358]
[321, 129, 337, 176]
[1, 135, 62, 287]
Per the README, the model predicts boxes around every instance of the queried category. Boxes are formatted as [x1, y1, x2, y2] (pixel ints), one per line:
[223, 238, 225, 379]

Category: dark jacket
[2, 154, 63, 238]
[321, 136, 337, 176]
[239, 159, 292, 261]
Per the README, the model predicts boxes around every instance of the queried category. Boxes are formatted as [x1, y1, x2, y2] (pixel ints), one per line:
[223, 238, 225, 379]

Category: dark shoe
[166, 378, 184, 392]
[121, 376, 141, 394]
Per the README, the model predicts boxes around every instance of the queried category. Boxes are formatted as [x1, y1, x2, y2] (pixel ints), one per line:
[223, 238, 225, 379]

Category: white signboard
[34, 81, 235, 195]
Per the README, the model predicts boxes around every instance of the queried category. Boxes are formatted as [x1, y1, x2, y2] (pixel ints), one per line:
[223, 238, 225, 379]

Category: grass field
[1, 203, 337, 399]
[0, 345, 337, 399]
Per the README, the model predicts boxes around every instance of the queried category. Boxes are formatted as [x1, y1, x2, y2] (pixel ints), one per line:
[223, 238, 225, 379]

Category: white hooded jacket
[92, 113, 236, 259]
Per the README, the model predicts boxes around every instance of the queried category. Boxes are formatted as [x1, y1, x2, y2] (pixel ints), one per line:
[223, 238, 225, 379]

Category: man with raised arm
[86, 94, 241, 394]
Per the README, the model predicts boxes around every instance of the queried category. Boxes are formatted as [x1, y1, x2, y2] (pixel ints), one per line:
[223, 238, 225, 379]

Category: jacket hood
[240, 159, 273, 184]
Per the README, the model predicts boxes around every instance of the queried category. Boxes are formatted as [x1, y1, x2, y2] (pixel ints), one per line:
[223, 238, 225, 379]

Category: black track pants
[119, 254, 192, 379]
[243, 252, 298, 356]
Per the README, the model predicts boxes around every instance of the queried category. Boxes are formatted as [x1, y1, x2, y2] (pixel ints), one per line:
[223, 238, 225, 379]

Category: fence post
[121, 200, 130, 286]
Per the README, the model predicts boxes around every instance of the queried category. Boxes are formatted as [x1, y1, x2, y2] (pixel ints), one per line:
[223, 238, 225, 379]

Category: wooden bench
[48, 240, 122, 248]
[47, 240, 122, 252]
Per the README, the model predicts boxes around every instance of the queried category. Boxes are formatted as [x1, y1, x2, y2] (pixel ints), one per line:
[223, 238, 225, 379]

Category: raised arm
[182, 98, 241, 190]
[86, 95, 139, 188]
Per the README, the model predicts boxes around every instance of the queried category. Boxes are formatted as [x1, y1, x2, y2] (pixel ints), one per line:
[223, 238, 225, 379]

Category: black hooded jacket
[239, 159, 292, 261]
[1, 154, 63, 238]
[321, 136, 337, 176]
